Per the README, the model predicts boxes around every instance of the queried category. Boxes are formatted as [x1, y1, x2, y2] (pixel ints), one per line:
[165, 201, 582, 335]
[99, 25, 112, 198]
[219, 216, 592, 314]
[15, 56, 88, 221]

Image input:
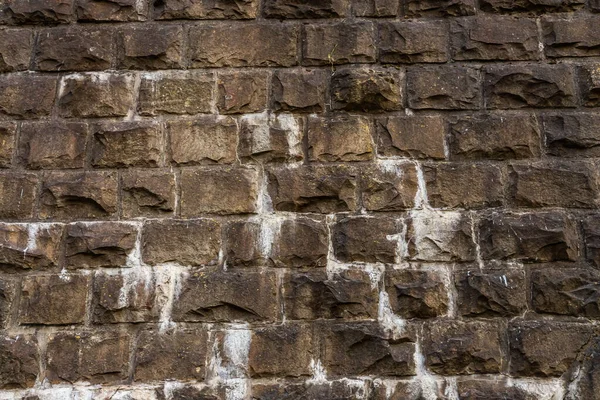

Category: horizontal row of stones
[1, 159, 600, 220]
[2, 64, 600, 122]
[6, 17, 600, 73]
[2, 111, 600, 172]
[3, 0, 600, 24]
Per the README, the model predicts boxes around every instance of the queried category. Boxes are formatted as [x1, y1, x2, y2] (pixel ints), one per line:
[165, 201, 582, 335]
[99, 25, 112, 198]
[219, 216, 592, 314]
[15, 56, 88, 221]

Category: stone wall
[0, 0, 600, 399]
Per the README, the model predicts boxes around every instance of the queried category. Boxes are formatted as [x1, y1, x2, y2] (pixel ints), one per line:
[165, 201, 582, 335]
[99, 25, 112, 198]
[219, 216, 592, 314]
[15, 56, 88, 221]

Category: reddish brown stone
[168, 117, 237, 165]
[121, 170, 176, 218]
[272, 69, 326, 112]
[19, 122, 87, 169]
[272, 216, 329, 268]
[0, 335, 38, 389]
[359, 162, 418, 212]
[303, 22, 376, 66]
[138, 72, 213, 115]
[76, 0, 148, 21]
[0, 173, 39, 219]
[0, 223, 63, 270]
[333, 216, 398, 264]
[238, 114, 303, 163]
[331, 67, 403, 112]
[119, 25, 182, 69]
[308, 115, 374, 162]
[217, 71, 268, 114]
[0, 123, 15, 167]
[376, 115, 446, 159]
[386, 269, 449, 319]
[0, 75, 57, 119]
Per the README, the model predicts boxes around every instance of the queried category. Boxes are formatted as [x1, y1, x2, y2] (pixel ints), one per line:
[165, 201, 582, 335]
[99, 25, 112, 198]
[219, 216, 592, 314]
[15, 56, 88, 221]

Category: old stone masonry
[3, 0, 600, 399]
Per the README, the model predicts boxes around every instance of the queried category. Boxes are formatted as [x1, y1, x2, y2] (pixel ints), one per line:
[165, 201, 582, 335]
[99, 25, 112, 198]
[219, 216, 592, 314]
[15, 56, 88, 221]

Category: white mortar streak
[470, 212, 485, 270]
[413, 161, 429, 209]
[413, 340, 439, 400]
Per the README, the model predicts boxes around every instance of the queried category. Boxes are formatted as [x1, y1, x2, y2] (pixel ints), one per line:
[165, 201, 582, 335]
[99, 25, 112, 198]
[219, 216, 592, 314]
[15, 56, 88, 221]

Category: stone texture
[252, 381, 369, 400]
[303, 22, 376, 66]
[65, 222, 137, 269]
[0, 123, 15, 167]
[76, 0, 148, 21]
[308, 115, 374, 162]
[585, 214, 600, 267]
[407, 66, 481, 110]
[333, 216, 398, 263]
[579, 64, 600, 107]
[542, 113, 600, 157]
[19, 274, 90, 325]
[353, 0, 398, 16]
[18, 122, 87, 169]
[0, 279, 15, 328]
[271, 217, 329, 268]
[217, 71, 268, 114]
[543, 17, 600, 58]
[0, 173, 38, 219]
[0, 335, 38, 389]
[0, 0, 74, 24]
[379, 21, 449, 63]
[376, 115, 446, 159]
[138, 72, 213, 115]
[238, 113, 303, 163]
[331, 67, 403, 112]
[272, 69, 326, 112]
[0, 29, 32, 72]
[142, 219, 221, 266]
[404, 0, 476, 17]
[480, 0, 584, 13]
[478, 211, 579, 262]
[40, 172, 119, 220]
[91, 121, 162, 168]
[153, 0, 258, 19]
[119, 25, 183, 69]
[264, 0, 348, 18]
[0, 223, 63, 270]
[121, 170, 175, 217]
[359, 162, 418, 211]
[385, 269, 449, 319]
[0, 74, 57, 119]
[168, 117, 237, 165]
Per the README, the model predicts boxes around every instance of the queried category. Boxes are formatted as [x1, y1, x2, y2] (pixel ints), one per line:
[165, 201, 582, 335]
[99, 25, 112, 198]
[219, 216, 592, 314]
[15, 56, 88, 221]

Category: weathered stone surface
[65, 222, 137, 269]
[424, 320, 506, 375]
[0, 335, 38, 389]
[284, 268, 378, 320]
[272, 69, 326, 112]
[509, 161, 599, 208]
[91, 121, 162, 168]
[353, 0, 398, 16]
[46, 331, 130, 384]
[142, 219, 220, 266]
[161, 384, 224, 400]
[154, 0, 258, 19]
[331, 67, 403, 112]
[456, 268, 527, 317]
[0, 74, 57, 119]
[168, 117, 237, 165]
[423, 163, 504, 209]
[249, 324, 314, 377]
[134, 329, 207, 381]
[542, 113, 600, 157]
[0, 29, 32, 72]
[333, 216, 398, 263]
[58, 73, 135, 118]
[239, 113, 303, 164]
[217, 71, 268, 114]
[585, 214, 600, 267]
[0, 0, 73, 24]
[479, 212, 579, 262]
[189, 23, 298, 67]
[180, 168, 258, 215]
[19, 122, 87, 169]
[377, 115, 446, 159]
[370, 380, 424, 400]
[264, 0, 348, 18]
[532, 268, 600, 317]
[579, 64, 600, 107]
[360, 162, 418, 212]
[308, 115, 374, 162]
[406, 211, 475, 262]
[223, 220, 264, 267]
[407, 66, 481, 110]
[451, 16, 539, 61]
[173, 270, 279, 322]
[0, 279, 15, 327]
[484, 64, 577, 108]
[267, 165, 358, 213]
[252, 380, 369, 400]
[509, 321, 593, 377]
[543, 17, 600, 58]
[379, 21, 449, 63]
[19, 274, 90, 325]
[40, 172, 119, 220]
[0, 223, 63, 270]
[304, 23, 376, 65]
[404, 0, 476, 17]
[0, 123, 15, 167]
[456, 378, 542, 400]
[450, 114, 540, 160]
[35, 27, 113, 71]
[138, 72, 213, 115]
[76, 0, 148, 21]
[320, 322, 415, 377]
[480, 0, 584, 13]
[92, 270, 157, 323]
[121, 170, 175, 218]
[0, 173, 38, 219]
[119, 25, 183, 69]
[386, 269, 448, 319]
[272, 217, 329, 268]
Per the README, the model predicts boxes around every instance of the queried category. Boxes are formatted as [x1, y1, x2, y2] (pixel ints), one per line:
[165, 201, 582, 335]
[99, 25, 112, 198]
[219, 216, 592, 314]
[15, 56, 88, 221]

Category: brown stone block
[272, 69, 326, 112]
[308, 115, 374, 162]
[331, 67, 403, 112]
[0, 29, 32, 72]
[19, 122, 87, 170]
[119, 25, 182, 69]
[333, 216, 398, 264]
[217, 71, 268, 114]
[379, 21, 449, 63]
[376, 115, 447, 159]
[0, 75, 57, 119]
[0, 223, 63, 270]
[303, 22, 376, 66]
[385, 269, 449, 319]
[76, 0, 148, 21]
[0, 334, 38, 389]
[121, 170, 175, 218]
[407, 66, 481, 110]
[359, 162, 418, 212]
[138, 71, 213, 115]
[154, 0, 258, 19]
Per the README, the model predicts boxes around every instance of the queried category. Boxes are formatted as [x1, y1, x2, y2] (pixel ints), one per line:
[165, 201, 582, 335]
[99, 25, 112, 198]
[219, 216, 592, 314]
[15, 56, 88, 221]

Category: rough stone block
[449, 114, 541, 160]
[121, 170, 175, 218]
[180, 167, 258, 215]
[484, 64, 576, 108]
[18, 122, 87, 169]
[404, 0, 476, 17]
[0, 0, 73, 24]
[142, 219, 221, 266]
[331, 67, 403, 112]
[19, 274, 90, 325]
[264, 0, 348, 17]
[308, 115, 374, 162]
[189, 23, 298, 67]
[379, 21, 449, 63]
[239, 113, 303, 163]
[58, 73, 135, 118]
[272, 217, 329, 268]
[353, 0, 398, 16]
[76, 0, 148, 21]
[223, 220, 264, 267]
[217, 71, 268, 114]
[0, 173, 38, 219]
[359, 162, 418, 212]
[91, 121, 162, 168]
[153, 0, 258, 19]
[252, 381, 369, 400]
[479, 0, 584, 13]
[585, 214, 600, 267]
[40, 172, 119, 220]
[0, 223, 63, 270]
[509, 161, 599, 208]
[478, 211, 579, 262]
[0, 29, 32, 72]
[303, 22, 376, 66]
[173, 270, 279, 322]
[578, 64, 600, 107]
[272, 69, 326, 112]
[0, 279, 15, 328]
[119, 25, 183, 69]
[333, 216, 398, 264]
[542, 113, 600, 157]
[0, 74, 57, 119]
[456, 378, 543, 400]
[407, 66, 481, 110]
[65, 222, 137, 269]
[376, 115, 446, 159]
[543, 17, 600, 57]
[138, 71, 213, 115]
[386, 269, 449, 319]
[267, 165, 358, 213]
[424, 320, 506, 375]
[0, 335, 38, 389]
[0, 123, 15, 167]
[168, 117, 237, 165]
